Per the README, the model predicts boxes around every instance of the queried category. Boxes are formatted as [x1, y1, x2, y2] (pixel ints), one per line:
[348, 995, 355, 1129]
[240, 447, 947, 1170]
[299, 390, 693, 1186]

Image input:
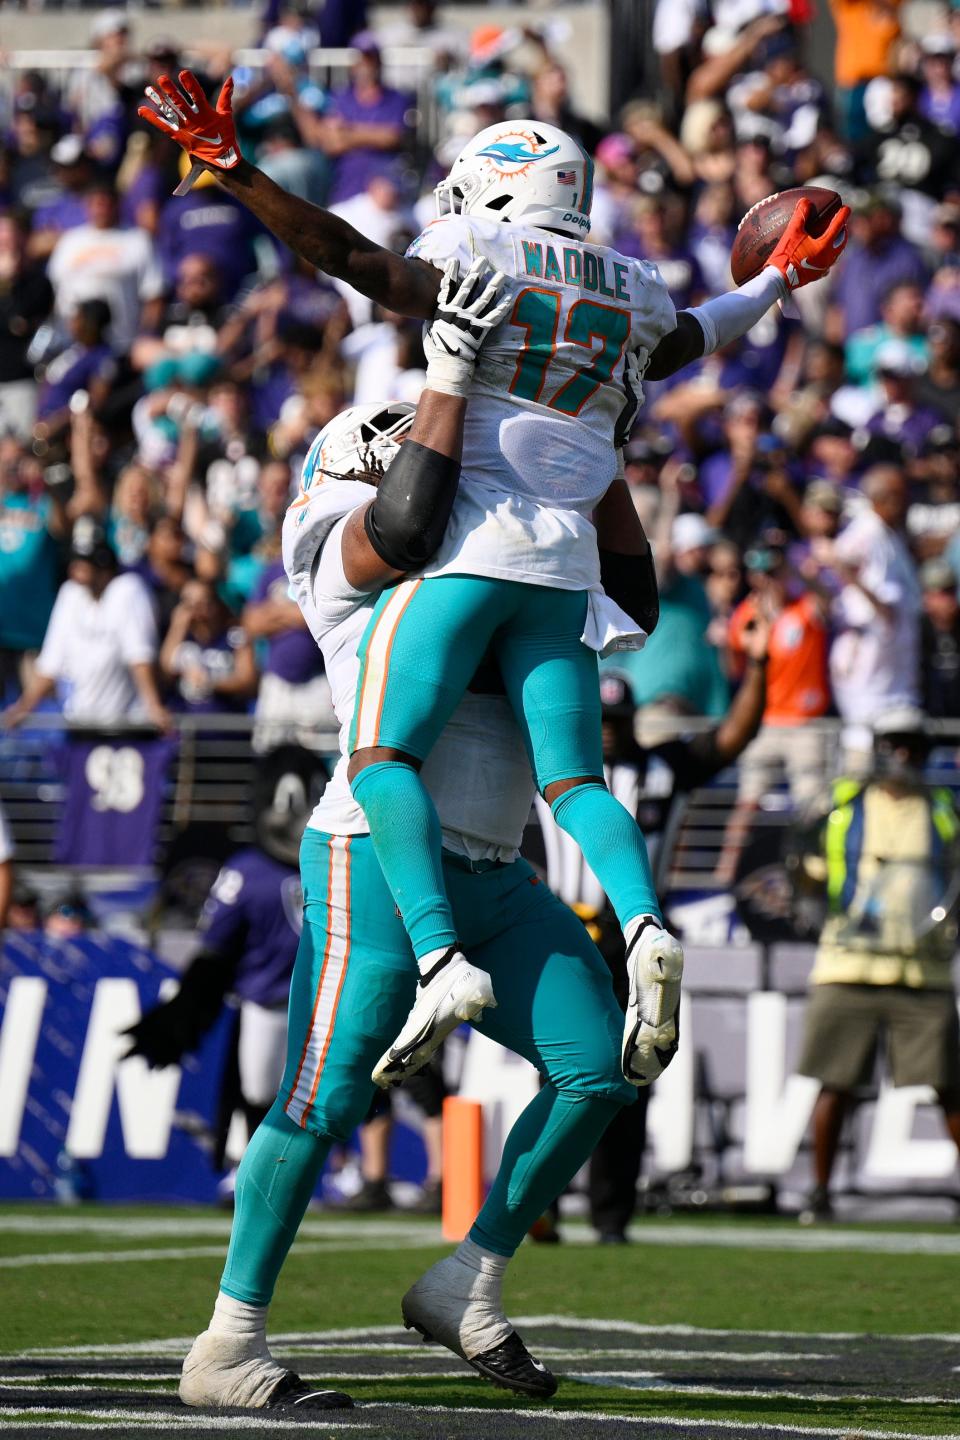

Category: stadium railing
[5, 713, 960, 881]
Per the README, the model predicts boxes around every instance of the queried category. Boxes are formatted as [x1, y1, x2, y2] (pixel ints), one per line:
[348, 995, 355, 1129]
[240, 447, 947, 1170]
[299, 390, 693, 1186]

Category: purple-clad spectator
[8, 95, 62, 219]
[919, 36, 960, 135]
[85, 107, 128, 171]
[35, 298, 116, 432]
[616, 193, 705, 312]
[259, 0, 365, 47]
[249, 313, 326, 432]
[698, 392, 766, 510]
[727, 29, 827, 162]
[159, 577, 258, 715]
[243, 559, 334, 752]
[864, 342, 944, 456]
[925, 251, 960, 327]
[28, 136, 93, 253]
[688, 183, 736, 297]
[830, 194, 929, 337]
[157, 171, 270, 302]
[706, 427, 804, 553]
[323, 33, 413, 205]
[719, 308, 802, 395]
[134, 515, 191, 633]
[120, 150, 171, 237]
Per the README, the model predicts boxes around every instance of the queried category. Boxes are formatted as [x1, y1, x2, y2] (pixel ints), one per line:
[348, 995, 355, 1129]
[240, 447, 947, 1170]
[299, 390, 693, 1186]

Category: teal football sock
[550, 782, 662, 928]
[470, 1085, 622, 1257]
[219, 1101, 330, 1307]
[350, 761, 458, 961]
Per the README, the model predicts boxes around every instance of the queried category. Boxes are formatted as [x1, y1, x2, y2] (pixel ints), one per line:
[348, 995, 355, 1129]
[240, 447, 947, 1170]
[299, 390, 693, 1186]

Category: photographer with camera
[795, 708, 960, 1222]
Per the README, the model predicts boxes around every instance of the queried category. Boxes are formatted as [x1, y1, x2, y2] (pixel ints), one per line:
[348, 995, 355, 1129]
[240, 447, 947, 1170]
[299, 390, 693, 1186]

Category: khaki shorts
[798, 983, 960, 1095]
[737, 724, 829, 806]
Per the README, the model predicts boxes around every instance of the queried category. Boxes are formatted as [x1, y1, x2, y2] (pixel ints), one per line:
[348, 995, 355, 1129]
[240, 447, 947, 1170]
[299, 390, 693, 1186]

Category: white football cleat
[179, 1331, 353, 1411]
[621, 915, 684, 1086]
[402, 1256, 557, 1398]
[372, 948, 496, 1088]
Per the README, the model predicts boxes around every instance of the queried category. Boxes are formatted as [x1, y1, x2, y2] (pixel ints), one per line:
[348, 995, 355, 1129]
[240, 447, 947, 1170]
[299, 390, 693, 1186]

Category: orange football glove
[767, 197, 851, 291]
[139, 71, 240, 178]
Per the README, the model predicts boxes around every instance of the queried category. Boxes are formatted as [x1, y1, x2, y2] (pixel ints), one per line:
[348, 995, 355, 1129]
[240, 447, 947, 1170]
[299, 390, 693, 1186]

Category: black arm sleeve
[362, 439, 461, 573]
[644, 311, 706, 382]
[599, 547, 660, 635]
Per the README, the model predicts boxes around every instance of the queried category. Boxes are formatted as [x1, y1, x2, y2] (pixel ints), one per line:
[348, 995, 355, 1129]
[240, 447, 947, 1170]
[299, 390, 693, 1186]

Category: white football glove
[614, 349, 644, 450]
[423, 257, 510, 397]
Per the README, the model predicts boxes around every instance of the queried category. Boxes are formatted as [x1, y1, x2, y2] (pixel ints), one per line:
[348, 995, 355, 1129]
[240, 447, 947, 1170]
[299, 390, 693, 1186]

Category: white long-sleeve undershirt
[687, 268, 789, 356]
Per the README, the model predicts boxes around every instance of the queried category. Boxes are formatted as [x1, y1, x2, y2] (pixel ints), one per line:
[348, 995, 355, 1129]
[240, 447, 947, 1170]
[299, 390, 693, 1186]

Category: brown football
[730, 185, 843, 285]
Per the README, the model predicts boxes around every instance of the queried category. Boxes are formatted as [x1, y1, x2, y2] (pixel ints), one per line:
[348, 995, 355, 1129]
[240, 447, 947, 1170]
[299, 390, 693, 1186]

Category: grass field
[3, 1206, 960, 1438]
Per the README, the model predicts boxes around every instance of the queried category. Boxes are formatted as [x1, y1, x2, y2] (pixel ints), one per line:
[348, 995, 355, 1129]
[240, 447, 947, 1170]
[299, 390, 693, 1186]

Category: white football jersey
[407, 213, 676, 594]
[282, 478, 535, 860]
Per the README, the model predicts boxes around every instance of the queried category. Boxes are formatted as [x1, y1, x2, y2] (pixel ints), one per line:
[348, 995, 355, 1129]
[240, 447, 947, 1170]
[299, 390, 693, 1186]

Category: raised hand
[767, 198, 851, 292]
[139, 70, 240, 193]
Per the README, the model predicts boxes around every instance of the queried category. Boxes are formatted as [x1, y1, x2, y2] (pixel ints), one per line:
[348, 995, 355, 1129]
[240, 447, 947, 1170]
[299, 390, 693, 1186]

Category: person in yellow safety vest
[795, 705, 960, 1222]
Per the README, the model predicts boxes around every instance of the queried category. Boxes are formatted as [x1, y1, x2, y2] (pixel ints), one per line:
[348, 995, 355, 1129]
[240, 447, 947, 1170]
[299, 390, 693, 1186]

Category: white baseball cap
[672, 513, 719, 554]
[873, 706, 926, 738]
[90, 10, 129, 42]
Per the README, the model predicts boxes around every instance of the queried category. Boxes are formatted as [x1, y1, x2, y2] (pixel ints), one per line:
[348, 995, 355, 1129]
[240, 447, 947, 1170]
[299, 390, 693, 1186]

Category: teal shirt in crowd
[0, 492, 61, 651]
[603, 573, 729, 718]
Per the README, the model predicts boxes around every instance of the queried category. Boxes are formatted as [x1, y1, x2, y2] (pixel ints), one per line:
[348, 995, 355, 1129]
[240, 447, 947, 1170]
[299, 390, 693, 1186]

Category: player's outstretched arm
[139, 71, 443, 319]
[340, 259, 509, 590]
[646, 197, 849, 381]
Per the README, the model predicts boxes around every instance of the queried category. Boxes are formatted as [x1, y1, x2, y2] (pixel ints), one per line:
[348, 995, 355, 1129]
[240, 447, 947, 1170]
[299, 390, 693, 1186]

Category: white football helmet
[300, 402, 416, 490]
[434, 120, 593, 239]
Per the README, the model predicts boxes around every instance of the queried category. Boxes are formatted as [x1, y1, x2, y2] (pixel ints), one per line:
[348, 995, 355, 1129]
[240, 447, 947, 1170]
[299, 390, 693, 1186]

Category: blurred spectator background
[1, 0, 960, 941]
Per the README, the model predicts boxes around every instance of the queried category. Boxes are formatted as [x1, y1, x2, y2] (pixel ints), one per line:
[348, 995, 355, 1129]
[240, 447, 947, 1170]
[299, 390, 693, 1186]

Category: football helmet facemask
[300, 402, 416, 489]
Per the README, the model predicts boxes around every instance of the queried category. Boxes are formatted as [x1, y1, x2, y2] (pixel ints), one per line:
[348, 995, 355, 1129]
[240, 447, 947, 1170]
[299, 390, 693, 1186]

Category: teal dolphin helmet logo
[477, 139, 561, 168]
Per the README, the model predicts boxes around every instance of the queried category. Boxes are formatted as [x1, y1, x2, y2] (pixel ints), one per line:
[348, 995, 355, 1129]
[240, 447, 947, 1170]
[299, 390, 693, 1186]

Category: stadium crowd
[1, 0, 960, 785]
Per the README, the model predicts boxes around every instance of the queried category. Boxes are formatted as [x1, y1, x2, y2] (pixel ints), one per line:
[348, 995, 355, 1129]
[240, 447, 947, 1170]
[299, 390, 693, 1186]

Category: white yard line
[512, 1313, 960, 1344]
[11, 1315, 958, 1361]
[0, 1403, 956, 1440]
[0, 1348, 834, 1378]
[0, 1216, 439, 1240]
[570, 1373, 957, 1404]
[0, 1409, 374, 1431]
[4, 1213, 960, 1256]
[0, 1237, 439, 1270]
[4, 1375, 951, 1406]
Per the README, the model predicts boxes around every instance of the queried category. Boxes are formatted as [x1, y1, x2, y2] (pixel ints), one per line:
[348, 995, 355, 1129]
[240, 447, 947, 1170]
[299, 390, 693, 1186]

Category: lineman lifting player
[139, 68, 851, 1412]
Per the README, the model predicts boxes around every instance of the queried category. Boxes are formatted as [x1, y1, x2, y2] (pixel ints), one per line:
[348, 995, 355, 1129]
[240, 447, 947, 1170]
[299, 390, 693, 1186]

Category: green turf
[3, 1206, 960, 1436]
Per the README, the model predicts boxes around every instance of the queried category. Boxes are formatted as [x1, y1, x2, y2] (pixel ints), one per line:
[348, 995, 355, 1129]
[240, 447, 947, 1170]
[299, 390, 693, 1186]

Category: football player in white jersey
[178, 267, 650, 1412]
[141, 73, 850, 1096]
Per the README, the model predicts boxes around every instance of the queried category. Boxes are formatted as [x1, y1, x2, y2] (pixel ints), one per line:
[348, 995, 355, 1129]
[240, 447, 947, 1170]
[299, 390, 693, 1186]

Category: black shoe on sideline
[342, 1179, 394, 1212]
